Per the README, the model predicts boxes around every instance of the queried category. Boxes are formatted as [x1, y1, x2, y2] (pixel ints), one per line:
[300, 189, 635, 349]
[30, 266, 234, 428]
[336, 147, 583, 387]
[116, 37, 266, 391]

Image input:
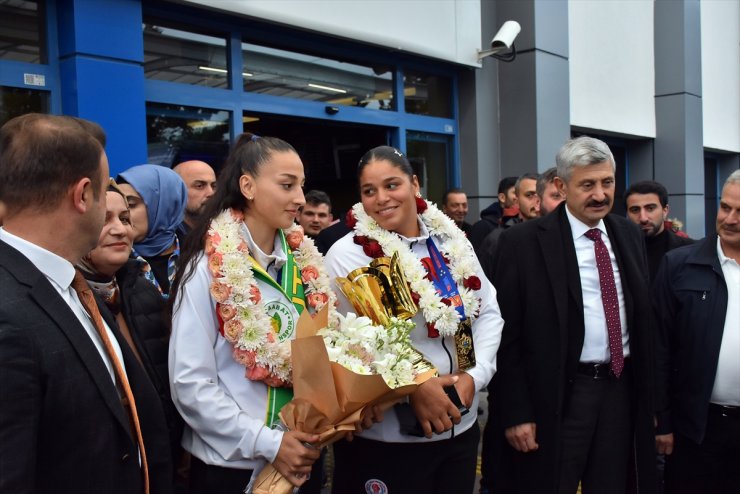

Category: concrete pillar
[654, 0, 704, 238]
[497, 0, 570, 176]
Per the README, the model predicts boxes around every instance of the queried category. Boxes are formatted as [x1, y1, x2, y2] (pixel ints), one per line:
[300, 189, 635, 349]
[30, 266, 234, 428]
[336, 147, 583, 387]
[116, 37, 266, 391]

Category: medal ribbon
[248, 230, 306, 426]
[424, 238, 466, 320]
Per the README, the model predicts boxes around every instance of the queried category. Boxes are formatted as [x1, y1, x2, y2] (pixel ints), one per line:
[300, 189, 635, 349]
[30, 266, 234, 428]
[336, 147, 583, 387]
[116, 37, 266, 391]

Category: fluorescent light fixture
[199, 65, 226, 73]
[198, 65, 253, 77]
[308, 83, 347, 94]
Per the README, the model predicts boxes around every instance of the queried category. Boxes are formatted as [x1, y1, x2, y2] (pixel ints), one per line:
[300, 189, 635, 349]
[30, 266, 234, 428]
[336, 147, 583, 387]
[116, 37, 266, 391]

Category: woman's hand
[453, 371, 475, 408]
[272, 430, 321, 487]
[409, 374, 462, 438]
[347, 403, 385, 442]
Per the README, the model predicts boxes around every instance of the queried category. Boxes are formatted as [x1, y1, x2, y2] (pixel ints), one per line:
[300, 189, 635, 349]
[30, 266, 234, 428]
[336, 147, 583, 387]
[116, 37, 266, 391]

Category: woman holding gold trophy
[169, 134, 329, 493]
[326, 145, 504, 493]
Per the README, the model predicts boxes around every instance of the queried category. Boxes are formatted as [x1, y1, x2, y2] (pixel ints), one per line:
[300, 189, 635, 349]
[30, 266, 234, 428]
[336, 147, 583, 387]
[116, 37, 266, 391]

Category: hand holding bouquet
[247, 307, 436, 494]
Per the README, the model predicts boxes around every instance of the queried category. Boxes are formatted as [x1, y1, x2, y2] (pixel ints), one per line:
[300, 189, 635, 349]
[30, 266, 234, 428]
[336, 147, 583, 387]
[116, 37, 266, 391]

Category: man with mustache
[487, 136, 656, 493]
[625, 180, 694, 281]
[652, 169, 740, 493]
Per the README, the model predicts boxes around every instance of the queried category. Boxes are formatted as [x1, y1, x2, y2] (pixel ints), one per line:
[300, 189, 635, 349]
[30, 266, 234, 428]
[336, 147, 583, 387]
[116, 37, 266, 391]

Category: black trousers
[332, 422, 480, 494]
[558, 363, 633, 494]
[188, 456, 252, 494]
[665, 405, 740, 493]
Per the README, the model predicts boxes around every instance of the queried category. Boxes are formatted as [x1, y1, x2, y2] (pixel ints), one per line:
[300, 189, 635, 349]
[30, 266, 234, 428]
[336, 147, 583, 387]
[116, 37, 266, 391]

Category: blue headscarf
[117, 164, 187, 258]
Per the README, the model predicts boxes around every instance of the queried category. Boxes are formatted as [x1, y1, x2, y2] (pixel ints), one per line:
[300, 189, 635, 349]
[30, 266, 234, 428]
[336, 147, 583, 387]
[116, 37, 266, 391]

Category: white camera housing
[478, 20, 521, 62]
[490, 20, 521, 51]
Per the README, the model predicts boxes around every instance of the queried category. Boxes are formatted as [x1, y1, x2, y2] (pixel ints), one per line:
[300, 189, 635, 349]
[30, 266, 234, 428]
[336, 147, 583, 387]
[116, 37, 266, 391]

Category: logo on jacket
[264, 300, 295, 341]
[365, 479, 388, 494]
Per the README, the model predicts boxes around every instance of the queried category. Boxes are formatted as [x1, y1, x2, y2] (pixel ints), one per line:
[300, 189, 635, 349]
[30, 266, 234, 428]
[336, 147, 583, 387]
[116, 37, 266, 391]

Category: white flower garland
[350, 199, 482, 337]
[207, 208, 337, 386]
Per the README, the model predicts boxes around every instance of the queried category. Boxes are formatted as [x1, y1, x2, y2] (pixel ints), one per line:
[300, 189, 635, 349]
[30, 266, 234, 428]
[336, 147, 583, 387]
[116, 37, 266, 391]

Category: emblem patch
[365, 479, 389, 494]
[263, 300, 295, 342]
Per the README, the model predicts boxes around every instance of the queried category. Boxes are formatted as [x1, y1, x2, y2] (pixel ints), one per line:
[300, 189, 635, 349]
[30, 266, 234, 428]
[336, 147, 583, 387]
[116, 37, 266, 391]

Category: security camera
[477, 20, 521, 63]
[491, 20, 521, 51]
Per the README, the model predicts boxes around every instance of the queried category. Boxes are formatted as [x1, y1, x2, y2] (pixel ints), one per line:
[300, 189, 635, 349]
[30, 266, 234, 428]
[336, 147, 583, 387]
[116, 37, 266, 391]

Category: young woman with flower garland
[325, 146, 504, 494]
[169, 134, 331, 493]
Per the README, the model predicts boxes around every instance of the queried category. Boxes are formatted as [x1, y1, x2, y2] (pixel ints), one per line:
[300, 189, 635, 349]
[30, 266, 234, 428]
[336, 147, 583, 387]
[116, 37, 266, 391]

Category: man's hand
[272, 430, 321, 487]
[410, 374, 462, 438]
[656, 433, 674, 455]
[504, 422, 539, 453]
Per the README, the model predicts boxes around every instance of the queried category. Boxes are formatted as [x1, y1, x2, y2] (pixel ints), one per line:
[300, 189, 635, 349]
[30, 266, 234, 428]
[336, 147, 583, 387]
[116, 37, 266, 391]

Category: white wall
[701, 0, 740, 153]
[568, 0, 655, 137]
[181, 0, 483, 66]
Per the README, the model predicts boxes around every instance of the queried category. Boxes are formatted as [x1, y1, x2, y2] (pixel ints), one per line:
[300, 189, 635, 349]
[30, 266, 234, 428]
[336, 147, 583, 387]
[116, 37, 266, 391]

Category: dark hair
[170, 132, 297, 312]
[624, 180, 668, 208]
[514, 173, 539, 196]
[536, 167, 558, 198]
[498, 176, 518, 195]
[304, 189, 331, 209]
[442, 187, 466, 206]
[357, 145, 414, 182]
[0, 113, 104, 216]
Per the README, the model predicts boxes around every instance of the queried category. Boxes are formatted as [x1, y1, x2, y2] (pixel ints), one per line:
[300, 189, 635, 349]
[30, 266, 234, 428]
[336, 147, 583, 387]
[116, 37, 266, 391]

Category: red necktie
[72, 270, 150, 494]
[584, 229, 624, 378]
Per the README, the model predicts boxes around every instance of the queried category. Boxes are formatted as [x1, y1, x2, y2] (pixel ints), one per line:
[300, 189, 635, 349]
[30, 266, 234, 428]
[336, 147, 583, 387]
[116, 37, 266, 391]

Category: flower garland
[207, 208, 337, 387]
[347, 198, 482, 337]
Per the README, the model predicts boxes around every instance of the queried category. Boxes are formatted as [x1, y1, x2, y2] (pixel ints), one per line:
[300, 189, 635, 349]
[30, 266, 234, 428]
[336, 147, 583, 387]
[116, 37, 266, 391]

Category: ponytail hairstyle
[170, 133, 297, 313]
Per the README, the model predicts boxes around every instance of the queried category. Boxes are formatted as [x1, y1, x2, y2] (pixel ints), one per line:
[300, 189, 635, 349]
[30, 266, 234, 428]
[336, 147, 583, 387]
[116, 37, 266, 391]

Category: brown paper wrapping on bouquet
[250, 306, 437, 494]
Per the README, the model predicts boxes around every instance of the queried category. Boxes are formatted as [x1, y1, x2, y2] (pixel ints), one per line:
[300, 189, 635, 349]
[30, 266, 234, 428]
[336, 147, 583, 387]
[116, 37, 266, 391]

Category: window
[0, 85, 49, 126]
[406, 132, 453, 202]
[0, 0, 45, 63]
[242, 41, 394, 110]
[143, 21, 229, 89]
[146, 103, 230, 172]
[404, 70, 452, 118]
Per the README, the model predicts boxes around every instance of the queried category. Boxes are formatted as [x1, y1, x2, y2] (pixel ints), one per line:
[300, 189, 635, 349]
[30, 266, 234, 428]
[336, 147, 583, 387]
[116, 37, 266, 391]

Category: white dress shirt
[0, 228, 126, 384]
[324, 219, 504, 443]
[710, 237, 740, 406]
[564, 208, 630, 363]
[169, 223, 294, 470]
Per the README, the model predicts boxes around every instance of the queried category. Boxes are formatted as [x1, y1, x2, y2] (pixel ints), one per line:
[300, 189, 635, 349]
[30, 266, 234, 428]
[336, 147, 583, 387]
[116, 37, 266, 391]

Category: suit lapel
[538, 206, 581, 362]
[604, 216, 638, 327]
[0, 239, 137, 443]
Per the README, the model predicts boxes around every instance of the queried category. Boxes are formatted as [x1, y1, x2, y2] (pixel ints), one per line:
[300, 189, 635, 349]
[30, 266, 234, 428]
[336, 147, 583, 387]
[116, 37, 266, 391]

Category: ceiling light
[308, 83, 347, 94]
[198, 65, 253, 77]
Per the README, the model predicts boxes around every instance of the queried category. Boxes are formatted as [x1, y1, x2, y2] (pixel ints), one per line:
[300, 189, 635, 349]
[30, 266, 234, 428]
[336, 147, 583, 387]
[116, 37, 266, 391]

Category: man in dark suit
[0, 114, 172, 493]
[625, 180, 694, 281]
[488, 137, 656, 493]
[653, 170, 740, 493]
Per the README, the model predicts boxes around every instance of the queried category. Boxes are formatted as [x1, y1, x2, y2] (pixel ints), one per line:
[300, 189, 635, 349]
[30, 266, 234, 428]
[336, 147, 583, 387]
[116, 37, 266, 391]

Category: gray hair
[556, 136, 615, 183]
[724, 169, 740, 186]
[536, 167, 558, 198]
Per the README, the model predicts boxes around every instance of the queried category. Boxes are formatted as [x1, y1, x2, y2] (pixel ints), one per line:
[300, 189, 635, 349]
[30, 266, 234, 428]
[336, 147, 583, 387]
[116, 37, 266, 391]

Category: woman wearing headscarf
[79, 180, 183, 486]
[117, 164, 188, 297]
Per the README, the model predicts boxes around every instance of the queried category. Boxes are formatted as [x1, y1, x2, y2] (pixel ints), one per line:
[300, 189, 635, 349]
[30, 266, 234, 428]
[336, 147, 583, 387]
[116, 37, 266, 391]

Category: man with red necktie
[485, 136, 656, 494]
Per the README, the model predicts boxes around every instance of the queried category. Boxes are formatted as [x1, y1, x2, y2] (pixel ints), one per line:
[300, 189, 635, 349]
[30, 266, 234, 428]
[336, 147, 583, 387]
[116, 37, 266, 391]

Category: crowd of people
[0, 113, 738, 494]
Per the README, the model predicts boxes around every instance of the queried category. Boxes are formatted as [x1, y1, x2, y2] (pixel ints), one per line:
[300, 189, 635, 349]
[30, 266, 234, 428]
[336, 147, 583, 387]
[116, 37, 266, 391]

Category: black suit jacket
[652, 237, 728, 443]
[488, 203, 656, 493]
[0, 240, 173, 494]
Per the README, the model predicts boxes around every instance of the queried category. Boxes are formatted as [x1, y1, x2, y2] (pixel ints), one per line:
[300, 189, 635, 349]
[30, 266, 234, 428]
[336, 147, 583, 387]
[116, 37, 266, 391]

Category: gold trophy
[336, 253, 436, 375]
